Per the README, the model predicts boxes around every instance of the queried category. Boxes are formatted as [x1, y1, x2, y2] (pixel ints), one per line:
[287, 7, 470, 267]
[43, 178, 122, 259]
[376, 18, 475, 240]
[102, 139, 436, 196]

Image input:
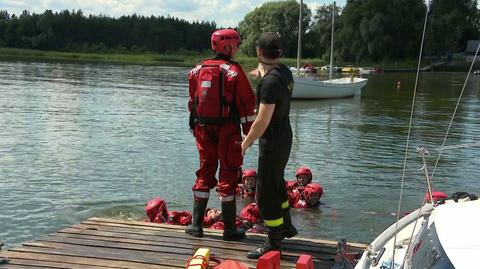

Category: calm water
[1, 61, 479, 248]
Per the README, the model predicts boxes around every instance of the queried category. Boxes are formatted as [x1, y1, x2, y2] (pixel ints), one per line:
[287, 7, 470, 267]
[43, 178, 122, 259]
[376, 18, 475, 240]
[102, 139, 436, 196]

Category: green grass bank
[1, 47, 476, 72]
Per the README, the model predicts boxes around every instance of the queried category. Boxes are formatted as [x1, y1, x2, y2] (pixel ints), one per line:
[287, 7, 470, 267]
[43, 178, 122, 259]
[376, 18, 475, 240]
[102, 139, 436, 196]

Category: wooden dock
[0, 217, 367, 269]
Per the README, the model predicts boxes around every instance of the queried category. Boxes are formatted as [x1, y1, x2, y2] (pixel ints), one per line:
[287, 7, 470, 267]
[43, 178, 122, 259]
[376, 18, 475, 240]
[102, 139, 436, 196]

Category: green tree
[426, 0, 480, 57]
[0, 9, 216, 53]
[307, 4, 341, 59]
[0, 11, 10, 46]
[337, 0, 425, 62]
[238, 0, 311, 57]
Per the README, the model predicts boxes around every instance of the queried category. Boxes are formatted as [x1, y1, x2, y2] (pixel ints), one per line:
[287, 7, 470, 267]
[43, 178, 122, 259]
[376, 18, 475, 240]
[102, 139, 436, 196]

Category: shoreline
[1, 47, 476, 72]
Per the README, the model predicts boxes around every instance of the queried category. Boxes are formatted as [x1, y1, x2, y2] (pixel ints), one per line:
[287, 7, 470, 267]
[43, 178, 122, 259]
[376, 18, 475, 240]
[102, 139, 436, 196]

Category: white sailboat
[292, 1, 368, 99]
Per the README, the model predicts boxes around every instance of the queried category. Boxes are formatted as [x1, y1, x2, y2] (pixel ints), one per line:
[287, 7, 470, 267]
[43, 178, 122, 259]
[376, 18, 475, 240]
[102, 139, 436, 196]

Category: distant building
[465, 40, 480, 62]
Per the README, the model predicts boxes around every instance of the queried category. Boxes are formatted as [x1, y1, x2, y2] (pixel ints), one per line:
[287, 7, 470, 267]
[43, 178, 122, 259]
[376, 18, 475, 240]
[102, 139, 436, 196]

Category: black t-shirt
[256, 64, 294, 130]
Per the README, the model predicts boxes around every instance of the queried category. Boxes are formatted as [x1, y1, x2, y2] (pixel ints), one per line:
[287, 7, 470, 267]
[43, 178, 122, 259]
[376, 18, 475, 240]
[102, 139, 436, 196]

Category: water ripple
[1, 62, 479, 247]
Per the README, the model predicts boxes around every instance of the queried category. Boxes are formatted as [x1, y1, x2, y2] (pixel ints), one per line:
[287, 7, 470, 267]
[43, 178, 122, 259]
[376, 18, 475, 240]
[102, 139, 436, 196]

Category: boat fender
[451, 192, 478, 202]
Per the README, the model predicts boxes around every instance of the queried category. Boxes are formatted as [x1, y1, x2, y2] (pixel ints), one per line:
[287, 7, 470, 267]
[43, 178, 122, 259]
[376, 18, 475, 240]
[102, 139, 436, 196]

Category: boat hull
[292, 77, 368, 99]
[355, 199, 480, 269]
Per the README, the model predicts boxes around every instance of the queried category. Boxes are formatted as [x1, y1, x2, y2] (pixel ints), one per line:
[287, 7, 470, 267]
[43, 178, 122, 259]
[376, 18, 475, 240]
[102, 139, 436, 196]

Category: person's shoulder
[189, 63, 203, 77]
[277, 64, 293, 77]
[225, 60, 245, 72]
[262, 70, 283, 87]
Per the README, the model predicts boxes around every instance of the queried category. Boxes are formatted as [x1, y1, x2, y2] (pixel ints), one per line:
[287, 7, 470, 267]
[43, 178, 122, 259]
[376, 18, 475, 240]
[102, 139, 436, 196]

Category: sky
[0, 0, 347, 27]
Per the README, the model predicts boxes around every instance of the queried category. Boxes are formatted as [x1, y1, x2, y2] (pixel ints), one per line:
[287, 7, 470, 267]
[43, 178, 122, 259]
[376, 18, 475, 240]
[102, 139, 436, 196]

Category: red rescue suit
[289, 183, 323, 208]
[210, 217, 246, 230]
[286, 180, 298, 192]
[146, 198, 169, 223]
[167, 211, 192, 226]
[288, 186, 305, 206]
[237, 186, 256, 200]
[188, 58, 256, 201]
[240, 203, 262, 224]
[240, 203, 266, 234]
[146, 198, 192, 225]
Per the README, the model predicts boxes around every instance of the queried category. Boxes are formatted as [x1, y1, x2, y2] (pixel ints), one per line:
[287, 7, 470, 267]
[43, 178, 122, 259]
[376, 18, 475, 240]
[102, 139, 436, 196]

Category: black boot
[221, 201, 246, 241]
[246, 226, 283, 259]
[282, 208, 297, 239]
[185, 199, 208, 238]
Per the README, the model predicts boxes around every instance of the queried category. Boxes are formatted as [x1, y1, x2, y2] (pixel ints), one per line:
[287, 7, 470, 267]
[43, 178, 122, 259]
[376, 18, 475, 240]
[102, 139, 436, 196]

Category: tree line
[0, 9, 216, 53]
[0, 0, 479, 62]
[239, 0, 480, 62]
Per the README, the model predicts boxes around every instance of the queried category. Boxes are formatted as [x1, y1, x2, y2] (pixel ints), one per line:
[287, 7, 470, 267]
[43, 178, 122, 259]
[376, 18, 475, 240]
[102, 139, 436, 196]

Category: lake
[0, 60, 479, 248]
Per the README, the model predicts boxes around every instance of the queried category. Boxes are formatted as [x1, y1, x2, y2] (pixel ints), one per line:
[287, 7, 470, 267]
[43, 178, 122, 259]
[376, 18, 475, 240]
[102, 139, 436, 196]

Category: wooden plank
[1, 258, 117, 269]
[20, 241, 267, 269]
[0, 217, 365, 269]
[48, 232, 337, 268]
[90, 217, 193, 231]
[73, 222, 342, 255]
[21, 241, 288, 269]
[88, 218, 368, 249]
[5, 246, 188, 269]
[0, 251, 172, 269]
[0, 265, 56, 269]
[55, 226, 336, 257]
[38, 234, 329, 266]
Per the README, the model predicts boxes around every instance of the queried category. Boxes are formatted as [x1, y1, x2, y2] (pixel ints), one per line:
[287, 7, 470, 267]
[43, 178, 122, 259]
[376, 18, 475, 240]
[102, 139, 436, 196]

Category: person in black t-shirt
[241, 32, 297, 259]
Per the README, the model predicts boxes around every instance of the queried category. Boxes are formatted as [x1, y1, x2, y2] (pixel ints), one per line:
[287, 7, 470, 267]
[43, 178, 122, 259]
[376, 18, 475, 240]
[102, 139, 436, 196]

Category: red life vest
[167, 211, 192, 226]
[193, 62, 236, 124]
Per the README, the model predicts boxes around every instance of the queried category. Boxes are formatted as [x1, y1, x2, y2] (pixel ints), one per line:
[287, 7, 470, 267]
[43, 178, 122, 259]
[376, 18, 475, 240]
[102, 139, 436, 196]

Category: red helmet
[303, 183, 323, 199]
[146, 197, 168, 223]
[296, 166, 312, 184]
[211, 29, 241, 57]
[295, 166, 312, 186]
[242, 169, 257, 178]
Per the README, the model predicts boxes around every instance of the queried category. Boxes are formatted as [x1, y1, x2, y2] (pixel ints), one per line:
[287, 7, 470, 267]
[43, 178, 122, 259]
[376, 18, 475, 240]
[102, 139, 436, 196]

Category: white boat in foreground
[355, 195, 480, 269]
[351, 146, 480, 269]
[293, 77, 368, 99]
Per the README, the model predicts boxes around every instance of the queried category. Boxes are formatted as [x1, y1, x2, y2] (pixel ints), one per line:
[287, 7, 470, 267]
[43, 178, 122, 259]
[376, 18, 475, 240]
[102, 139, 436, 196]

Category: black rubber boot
[221, 201, 246, 241]
[282, 208, 297, 239]
[185, 199, 208, 238]
[246, 226, 283, 259]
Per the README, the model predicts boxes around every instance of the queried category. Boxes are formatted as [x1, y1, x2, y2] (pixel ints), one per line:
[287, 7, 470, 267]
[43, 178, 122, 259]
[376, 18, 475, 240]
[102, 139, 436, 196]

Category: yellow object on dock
[186, 248, 211, 269]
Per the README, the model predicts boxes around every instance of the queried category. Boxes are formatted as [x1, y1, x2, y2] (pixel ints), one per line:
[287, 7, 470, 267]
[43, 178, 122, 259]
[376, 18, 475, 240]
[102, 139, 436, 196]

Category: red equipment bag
[194, 64, 232, 124]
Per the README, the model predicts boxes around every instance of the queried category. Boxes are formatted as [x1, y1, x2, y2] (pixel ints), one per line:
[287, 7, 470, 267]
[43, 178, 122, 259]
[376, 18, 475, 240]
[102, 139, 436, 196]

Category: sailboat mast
[329, 1, 335, 80]
[296, 0, 303, 72]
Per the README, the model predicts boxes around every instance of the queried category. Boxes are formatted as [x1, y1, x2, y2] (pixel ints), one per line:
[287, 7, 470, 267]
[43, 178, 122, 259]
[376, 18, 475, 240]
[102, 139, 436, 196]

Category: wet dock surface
[0, 217, 367, 268]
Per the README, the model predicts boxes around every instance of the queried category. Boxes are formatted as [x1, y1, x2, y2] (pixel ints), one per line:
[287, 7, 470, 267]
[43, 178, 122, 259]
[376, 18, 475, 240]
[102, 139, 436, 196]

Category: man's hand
[241, 140, 251, 156]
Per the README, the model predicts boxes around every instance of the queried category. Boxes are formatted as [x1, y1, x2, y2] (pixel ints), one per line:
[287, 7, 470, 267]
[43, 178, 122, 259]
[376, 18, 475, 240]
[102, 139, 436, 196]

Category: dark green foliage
[306, 4, 341, 60]
[238, 0, 311, 57]
[336, 0, 427, 62]
[426, 0, 479, 58]
[336, 0, 479, 62]
[0, 9, 216, 53]
[0, 0, 479, 61]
